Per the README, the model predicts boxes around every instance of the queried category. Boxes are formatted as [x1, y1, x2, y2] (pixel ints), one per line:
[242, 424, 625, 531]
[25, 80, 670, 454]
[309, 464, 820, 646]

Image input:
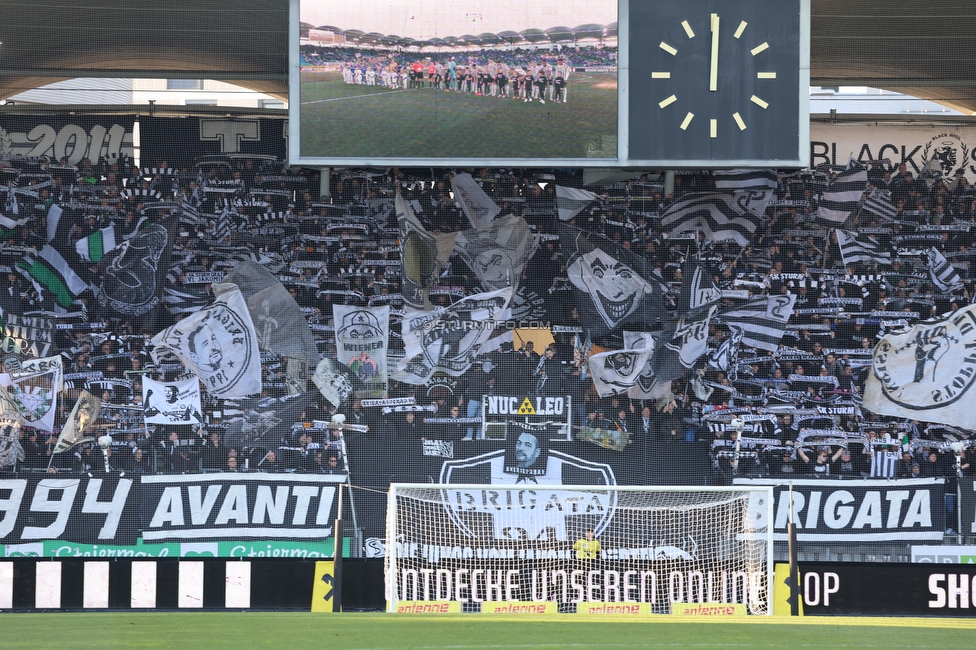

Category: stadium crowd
[2, 149, 976, 498]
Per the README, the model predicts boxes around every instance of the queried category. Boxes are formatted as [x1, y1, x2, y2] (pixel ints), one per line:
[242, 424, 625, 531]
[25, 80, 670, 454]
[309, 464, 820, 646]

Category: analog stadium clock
[628, 0, 809, 166]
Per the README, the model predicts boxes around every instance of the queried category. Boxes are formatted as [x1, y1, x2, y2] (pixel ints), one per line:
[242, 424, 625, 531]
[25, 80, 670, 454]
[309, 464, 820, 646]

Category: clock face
[628, 0, 804, 164]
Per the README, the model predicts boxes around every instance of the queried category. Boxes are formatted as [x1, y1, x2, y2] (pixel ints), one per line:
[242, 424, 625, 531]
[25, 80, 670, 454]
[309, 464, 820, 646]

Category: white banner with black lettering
[735, 478, 945, 541]
[140, 473, 346, 541]
[810, 123, 976, 180]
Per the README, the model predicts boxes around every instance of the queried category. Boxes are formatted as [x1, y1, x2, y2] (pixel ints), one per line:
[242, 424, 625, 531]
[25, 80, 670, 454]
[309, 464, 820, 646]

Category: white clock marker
[660, 42, 678, 55]
[733, 112, 747, 130]
[659, 94, 678, 108]
[710, 119, 718, 138]
[751, 95, 769, 109]
[709, 14, 720, 92]
[681, 21, 695, 38]
[734, 21, 748, 39]
[751, 42, 769, 56]
[680, 112, 695, 130]
[757, 72, 777, 79]
[652, 72, 671, 79]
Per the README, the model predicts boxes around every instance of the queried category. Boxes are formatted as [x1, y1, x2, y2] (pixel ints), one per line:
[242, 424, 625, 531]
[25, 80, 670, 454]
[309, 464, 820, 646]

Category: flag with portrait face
[624, 331, 672, 401]
[150, 285, 262, 398]
[589, 343, 654, 398]
[560, 223, 663, 338]
[504, 420, 551, 477]
[142, 377, 203, 425]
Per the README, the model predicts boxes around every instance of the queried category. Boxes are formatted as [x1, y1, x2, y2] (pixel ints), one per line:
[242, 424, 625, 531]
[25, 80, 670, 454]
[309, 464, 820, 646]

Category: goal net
[386, 484, 773, 615]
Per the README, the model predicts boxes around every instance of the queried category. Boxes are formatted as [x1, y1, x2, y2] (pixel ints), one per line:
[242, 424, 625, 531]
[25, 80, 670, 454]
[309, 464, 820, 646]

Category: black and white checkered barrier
[0, 559, 317, 611]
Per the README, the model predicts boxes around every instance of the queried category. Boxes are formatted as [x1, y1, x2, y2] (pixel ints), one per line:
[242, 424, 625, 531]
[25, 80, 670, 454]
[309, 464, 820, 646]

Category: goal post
[386, 484, 774, 615]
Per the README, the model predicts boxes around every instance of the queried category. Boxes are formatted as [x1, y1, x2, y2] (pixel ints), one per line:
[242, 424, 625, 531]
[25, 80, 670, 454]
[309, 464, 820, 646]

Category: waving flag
[223, 259, 321, 390]
[453, 214, 535, 292]
[17, 245, 90, 309]
[660, 193, 762, 246]
[398, 192, 457, 310]
[561, 223, 663, 337]
[864, 304, 976, 429]
[0, 366, 60, 431]
[861, 187, 897, 222]
[927, 247, 964, 293]
[334, 305, 390, 398]
[97, 214, 178, 327]
[713, 169, 778, 191]
[555, 185, 601, 221]
[836, 229, 892, 267]
[652, 305, 717, 382]
[589, 341, 654, 398]
[717, 295, 796, 352]
[150, 285, 262, 397]
[451, 173, 501, 230]
[817, 160, 868, 224]
[54, 391, 102, 453]
[75, 223, 118, 263]
[677, 260, 722, 317]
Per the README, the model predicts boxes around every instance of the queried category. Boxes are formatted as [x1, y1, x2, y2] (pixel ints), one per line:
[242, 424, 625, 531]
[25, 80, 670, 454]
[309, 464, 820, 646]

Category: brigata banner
[735, 478, 945, 541]
[140, 473, 344, 542]
[0, 476, 139, 545]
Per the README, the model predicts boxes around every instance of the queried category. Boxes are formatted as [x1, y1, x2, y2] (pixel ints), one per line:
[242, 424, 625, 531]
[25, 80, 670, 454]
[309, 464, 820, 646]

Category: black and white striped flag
[717, 295, 796, 352]
[927, 247, 964, 293]
[713, 169, 778, 191]
[660, 193, 762, 246]
[836, 229, 892, 267]
[817, 160, 868, 224]
[211, 208, 234, 244]
[861, 187, 897, 222]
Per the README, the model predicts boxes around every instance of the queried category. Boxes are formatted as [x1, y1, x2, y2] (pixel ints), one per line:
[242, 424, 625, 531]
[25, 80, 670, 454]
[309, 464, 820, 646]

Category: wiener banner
[0, 476, 140, 545]
[139, 473, 345, 542]
[735, 478, 945, 541]
[0, 114, 135, 165]
[810, 123, 976, 179]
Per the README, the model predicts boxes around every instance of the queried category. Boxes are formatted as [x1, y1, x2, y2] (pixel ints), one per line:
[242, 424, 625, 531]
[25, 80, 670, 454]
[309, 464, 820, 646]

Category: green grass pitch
[299, 72, 618, 159]
[2, 613, 975, 649]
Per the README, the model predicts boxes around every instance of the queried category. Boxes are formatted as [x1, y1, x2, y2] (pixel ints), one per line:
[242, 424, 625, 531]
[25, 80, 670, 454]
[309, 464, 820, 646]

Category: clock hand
[709, 13, 720, 92]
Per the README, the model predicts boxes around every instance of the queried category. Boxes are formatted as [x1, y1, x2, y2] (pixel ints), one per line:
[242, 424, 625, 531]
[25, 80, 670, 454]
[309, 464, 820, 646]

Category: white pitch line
[301, 89, 413, 105]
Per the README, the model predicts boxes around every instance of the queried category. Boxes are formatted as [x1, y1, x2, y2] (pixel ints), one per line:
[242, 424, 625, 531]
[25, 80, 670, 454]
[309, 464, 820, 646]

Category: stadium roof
[0, 0, 974, 113]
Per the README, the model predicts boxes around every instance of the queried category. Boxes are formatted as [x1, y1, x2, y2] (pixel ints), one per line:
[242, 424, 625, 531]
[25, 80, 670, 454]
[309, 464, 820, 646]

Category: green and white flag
[75, 223, 117, 263]
[17, 245, 90, 309]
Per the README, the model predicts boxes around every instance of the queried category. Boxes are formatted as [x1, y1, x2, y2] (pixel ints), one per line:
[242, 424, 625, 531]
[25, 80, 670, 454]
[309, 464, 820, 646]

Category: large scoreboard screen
[289, 0, 808, 167]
